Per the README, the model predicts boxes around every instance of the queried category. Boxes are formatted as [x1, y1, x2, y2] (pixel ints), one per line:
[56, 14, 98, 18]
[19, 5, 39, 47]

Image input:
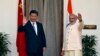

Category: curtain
[25, 0, 62, 56]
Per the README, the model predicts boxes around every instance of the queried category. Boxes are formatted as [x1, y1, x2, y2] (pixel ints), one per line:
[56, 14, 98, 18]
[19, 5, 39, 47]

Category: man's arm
[77, 13, 84, 31]
[41, 24, 46, 47]
[78, 22, 84, 31]
[40, 24, 46, 52]
[77, 13, 82, 22]
[18, 25, 25, 32]
[18, 16, 28, 32]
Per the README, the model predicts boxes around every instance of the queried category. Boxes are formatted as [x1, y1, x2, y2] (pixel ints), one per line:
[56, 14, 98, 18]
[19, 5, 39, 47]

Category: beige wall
[0, 0, 18, 56]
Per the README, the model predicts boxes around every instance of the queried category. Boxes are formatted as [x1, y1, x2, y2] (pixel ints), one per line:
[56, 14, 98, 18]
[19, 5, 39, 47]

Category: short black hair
[30, 10, 38, 16]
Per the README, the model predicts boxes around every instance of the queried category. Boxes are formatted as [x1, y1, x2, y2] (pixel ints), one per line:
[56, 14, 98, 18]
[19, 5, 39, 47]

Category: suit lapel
[36, 22, 39, 36]
[28, 21, 37, 35]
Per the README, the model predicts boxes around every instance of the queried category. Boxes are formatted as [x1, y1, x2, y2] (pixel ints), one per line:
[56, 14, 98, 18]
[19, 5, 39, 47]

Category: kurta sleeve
[78, 21, 84, 31]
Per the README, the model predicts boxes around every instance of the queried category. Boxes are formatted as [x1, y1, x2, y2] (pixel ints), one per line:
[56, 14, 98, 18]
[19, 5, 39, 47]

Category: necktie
[33, 22, 37, 35]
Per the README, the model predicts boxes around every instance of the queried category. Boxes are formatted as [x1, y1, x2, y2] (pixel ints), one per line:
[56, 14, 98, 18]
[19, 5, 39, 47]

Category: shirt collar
[30, 21, 37, 25]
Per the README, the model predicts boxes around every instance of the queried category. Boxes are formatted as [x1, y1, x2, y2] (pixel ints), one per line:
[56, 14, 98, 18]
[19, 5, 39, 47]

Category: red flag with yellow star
[16, 0, 27, 56]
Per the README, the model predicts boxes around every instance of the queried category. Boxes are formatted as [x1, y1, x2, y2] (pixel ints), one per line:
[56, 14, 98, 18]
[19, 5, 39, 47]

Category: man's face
[30, 13, 38, 22]
[69, 14, 77, 23]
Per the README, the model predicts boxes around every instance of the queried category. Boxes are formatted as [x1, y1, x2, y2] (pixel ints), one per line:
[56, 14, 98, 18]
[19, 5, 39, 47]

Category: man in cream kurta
[61, 13, 84, 56]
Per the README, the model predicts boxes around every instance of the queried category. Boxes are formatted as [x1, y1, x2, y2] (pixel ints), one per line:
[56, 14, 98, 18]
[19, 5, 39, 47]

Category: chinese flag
[16, 0, 27, 56]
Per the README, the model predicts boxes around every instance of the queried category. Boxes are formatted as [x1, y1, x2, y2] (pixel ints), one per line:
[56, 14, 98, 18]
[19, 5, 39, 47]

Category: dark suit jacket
[18, 21, 46, 53]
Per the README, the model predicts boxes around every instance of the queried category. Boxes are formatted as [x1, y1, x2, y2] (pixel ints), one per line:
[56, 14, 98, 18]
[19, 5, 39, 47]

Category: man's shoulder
[23, 21, 31, 27]
[36, 21, 42, 25]
[25, 21, 30, 25]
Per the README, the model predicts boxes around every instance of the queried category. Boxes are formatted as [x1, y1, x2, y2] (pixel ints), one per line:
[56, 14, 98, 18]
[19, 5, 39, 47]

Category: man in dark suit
[18, 10, 46, 56]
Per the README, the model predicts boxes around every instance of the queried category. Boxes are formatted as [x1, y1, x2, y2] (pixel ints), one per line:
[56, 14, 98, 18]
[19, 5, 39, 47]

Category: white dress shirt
[30, 21, 38, 35]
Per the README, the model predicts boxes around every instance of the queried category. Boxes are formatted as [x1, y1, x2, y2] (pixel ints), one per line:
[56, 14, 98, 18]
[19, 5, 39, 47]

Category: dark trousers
[27, 50, 43, 56]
